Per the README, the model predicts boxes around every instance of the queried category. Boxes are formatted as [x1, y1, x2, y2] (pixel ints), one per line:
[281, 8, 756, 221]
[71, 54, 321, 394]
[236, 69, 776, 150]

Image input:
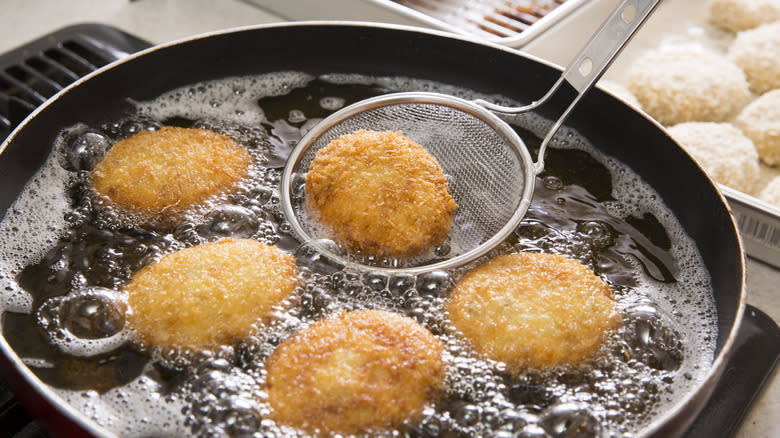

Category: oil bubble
[198, 205, 259, 238]
[388, 273, 416, 296]
[576, 221, 616, 250]
[454, 403, 482, 427]
[623, 304, 683, 371]
[290, 173, 306, 199]
[319, 97, 345, 111]
[121, 120, 144, 137]
[60, 289, 126, 339]
[539, 402, 600, 438]
[543, 176, 564, 191]
[498, 408, 541, 432]
[35, 287, 130, 357]
[295, 240, 344, 275]
[362, 272, 387, 291]
[517, 424, 553, 437]
[60, 131, 109, 172]
[415, 271, 452, 297]
[288, 109, 306, 124]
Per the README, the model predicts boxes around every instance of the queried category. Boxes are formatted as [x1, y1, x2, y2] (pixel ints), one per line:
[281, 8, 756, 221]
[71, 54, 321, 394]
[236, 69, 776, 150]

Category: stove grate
[0, 24, 150, 142]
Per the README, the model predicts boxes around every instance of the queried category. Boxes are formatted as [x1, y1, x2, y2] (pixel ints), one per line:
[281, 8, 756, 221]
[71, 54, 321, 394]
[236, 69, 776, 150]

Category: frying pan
[0, 22, 745, 437]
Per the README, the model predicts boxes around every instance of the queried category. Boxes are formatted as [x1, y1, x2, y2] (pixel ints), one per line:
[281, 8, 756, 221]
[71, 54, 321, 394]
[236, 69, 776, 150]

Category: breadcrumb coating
[709, 0, 780, 32]
[758, 176, 780, 207]
[627, 47, 750, 125]
[667, 122, 760, 192]
[729, 21, 780, 94]
[446, 252, 618, 372]
[305, 130, 457, 258]
[266, 309, 444, 435]
[92, 127, 250, 218]
[125, 238, 297, 348]
[736, 90, 780, 166]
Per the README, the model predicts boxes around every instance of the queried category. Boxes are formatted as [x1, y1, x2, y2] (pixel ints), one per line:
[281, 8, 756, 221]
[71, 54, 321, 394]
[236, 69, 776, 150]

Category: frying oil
[0, 72, 718, 437]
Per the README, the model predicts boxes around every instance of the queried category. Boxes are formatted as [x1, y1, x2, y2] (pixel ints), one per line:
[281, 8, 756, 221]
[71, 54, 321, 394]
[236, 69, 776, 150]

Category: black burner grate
[0, 23, 150, 142]
[0, 22, 777, 438]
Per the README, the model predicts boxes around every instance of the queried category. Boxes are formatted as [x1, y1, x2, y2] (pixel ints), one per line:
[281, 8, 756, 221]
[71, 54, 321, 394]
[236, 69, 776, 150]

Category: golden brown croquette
[446, 252, 619, 372]
[266, 309, 444, 435]
[125, 238, 297, 348]
[305, 130, 458, 258]
[92, 127, 251, 217]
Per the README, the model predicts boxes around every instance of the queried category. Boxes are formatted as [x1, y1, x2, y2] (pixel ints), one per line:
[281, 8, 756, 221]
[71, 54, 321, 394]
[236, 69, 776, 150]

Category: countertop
[0, 0, 777, 437]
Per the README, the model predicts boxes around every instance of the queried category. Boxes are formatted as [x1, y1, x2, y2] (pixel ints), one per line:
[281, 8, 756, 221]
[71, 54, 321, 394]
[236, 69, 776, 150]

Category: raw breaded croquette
[728, 21, 780, 94]
[305, 129, 458, 258]
[709, 0, 780, 33]
[446, 252, 619, 372]
[627, 47, 751, 125]
[758, 176, 780, 207]
[125, 238, 297, 348]
[92, 126, 251, 217]
[266, 309, 444, 435]
[667, 122, 759, 192]
[736, 90, 780, 166]
[598, 79, 642, 109]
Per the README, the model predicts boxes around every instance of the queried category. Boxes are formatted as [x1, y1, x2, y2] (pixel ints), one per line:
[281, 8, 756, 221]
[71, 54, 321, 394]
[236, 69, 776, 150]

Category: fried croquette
[266, 309, 444, 435]
[305, 129, 458, 258]
[125, 238, 297, 348]
[446, 252, 619, 371]
[92, 127, 251, 217]
[627, 47, 751, 125]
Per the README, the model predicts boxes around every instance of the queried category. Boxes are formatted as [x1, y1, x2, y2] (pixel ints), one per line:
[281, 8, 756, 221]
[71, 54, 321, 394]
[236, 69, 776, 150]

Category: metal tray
[249, 0, 589, 48]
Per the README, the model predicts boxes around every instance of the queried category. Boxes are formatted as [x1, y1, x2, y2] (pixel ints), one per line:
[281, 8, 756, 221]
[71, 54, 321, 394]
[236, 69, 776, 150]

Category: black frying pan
[0, 23, 745, 437]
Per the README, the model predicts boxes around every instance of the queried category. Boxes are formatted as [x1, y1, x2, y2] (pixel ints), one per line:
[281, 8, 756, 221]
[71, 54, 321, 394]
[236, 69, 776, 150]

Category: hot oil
[0, 72, 717, 437]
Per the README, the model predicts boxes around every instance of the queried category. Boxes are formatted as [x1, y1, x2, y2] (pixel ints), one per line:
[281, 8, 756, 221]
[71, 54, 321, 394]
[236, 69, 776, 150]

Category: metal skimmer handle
[475, 0, 663, 174]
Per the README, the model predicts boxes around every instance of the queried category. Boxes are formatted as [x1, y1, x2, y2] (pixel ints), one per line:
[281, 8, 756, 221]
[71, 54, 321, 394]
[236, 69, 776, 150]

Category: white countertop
[1, 1, 777, 437]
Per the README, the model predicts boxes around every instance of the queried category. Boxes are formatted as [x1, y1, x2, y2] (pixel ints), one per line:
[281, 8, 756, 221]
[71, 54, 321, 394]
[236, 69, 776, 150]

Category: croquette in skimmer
[305, 129, 458, 258]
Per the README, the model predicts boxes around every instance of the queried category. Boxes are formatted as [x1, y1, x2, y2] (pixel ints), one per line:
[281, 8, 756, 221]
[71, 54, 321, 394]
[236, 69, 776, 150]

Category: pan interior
[0, 71, 719, 437]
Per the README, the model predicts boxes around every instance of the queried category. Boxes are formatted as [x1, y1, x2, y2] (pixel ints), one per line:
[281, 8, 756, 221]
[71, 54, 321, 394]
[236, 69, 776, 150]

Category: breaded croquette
[728, 21, 780, 94]
[736, 90, 780, 166]
[92, 127, 251, 218]
[266, 309, 444, 435]
[627, 47, 750, 125]
[667, 122, 759, 193]
[446, 252, 618, 371]
[709, 0, 780, 33]
[125, 238, 297, 348]
[305, 130, 458, 258]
